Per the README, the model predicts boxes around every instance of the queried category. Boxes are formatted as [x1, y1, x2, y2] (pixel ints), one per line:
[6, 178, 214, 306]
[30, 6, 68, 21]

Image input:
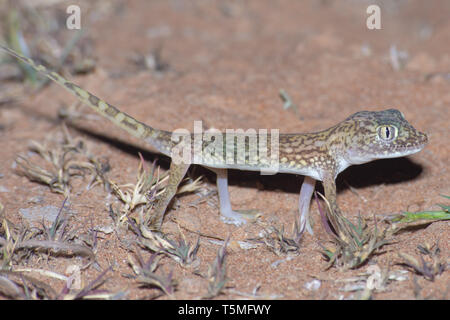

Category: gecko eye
[377, 125, 397, 142]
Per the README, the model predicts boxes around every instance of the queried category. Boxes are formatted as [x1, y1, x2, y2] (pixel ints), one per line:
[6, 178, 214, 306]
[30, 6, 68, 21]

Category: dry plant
[1, 1, 96, 86]
[254, 225, 300, 256]
[319, 193, 450, 270]
[397, 242, 446, 281]
[0, 266, 119, 300]
[279, 89, 301, 119]
[0, 199, 114, 299]
[0, 199, 94, 267]
[128, 251, 176, 298]
[130, 219, 200, 268]
[0, 269, 57, 299]
[336, 264, 408, 300]
[14, 125, 110, 197]
[110, 153, 202, 224]
[317, 192, 389, 270]
[58, 267, 123, 300]
[109, 155, 165, 223]
[203, 238, 229, 299]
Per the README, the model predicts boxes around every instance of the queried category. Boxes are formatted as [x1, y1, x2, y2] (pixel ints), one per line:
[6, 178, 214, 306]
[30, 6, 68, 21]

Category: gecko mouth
[388, 143, 427, 158]
[388, 131, 428, 156]
[400, 133, 428, 152]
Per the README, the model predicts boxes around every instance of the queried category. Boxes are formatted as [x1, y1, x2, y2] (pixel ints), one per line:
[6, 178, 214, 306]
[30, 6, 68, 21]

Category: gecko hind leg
[298, 176, 316, 235]
[147, 161, 190, 231]
[211, 168, 258, 226]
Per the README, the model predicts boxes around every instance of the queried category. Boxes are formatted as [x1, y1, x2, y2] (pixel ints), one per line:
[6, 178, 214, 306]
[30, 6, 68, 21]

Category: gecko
[0, 45, 428, 234]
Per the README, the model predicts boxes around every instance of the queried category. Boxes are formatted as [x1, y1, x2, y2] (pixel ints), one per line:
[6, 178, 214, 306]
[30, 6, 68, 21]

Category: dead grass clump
[255, 225, 300, 256]
[130, 219, 200, 268]
[397, 242, 446, 281]
[319, 193, 450, 271]
[15, 125, 111, 197]
[110, 153, 202, 224]
[0, 199, 122, 300]
[203, 238, 229, 299]
[317, 192, 389, 270]
[0, 198, 95, 264]
[128, 251, 176, 298]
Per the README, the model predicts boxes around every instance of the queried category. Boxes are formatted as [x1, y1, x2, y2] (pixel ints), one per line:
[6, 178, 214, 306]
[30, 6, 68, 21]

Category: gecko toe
[220, 209, 260, 226]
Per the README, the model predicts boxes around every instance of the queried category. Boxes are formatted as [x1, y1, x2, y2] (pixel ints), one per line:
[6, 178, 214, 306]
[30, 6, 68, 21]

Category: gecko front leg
[148, 161, 190, 230]
[322, 175, 355, 242]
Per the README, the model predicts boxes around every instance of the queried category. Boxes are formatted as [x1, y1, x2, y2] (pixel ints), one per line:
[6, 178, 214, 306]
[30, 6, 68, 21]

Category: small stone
[304, 279, 321, 291]
[19, 205, 61, 224]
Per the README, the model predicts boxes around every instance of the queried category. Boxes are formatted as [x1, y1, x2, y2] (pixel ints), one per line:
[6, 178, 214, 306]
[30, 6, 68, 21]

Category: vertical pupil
[385, 127, 390, 139]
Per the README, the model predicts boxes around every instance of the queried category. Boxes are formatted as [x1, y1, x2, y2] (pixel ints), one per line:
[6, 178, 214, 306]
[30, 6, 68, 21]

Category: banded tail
[0, 45, 172, 156]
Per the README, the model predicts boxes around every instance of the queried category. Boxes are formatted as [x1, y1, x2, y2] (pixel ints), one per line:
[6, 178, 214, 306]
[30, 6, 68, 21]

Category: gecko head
[342, 109, 428, 165]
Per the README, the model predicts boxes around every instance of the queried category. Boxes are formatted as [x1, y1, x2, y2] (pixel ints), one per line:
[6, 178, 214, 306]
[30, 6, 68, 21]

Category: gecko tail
[0, 45, 172, 156]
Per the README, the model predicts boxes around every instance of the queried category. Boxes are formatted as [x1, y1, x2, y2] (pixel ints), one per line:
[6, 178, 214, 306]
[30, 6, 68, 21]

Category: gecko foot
[220, 209, 260, 226]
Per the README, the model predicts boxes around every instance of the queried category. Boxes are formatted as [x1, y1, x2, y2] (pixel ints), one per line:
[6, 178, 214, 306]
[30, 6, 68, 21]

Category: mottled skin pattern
[1, 45, 428, 232]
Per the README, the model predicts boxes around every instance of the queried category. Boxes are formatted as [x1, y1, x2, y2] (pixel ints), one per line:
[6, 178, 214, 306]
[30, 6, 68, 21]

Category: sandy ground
[0, 0, 448, 300]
